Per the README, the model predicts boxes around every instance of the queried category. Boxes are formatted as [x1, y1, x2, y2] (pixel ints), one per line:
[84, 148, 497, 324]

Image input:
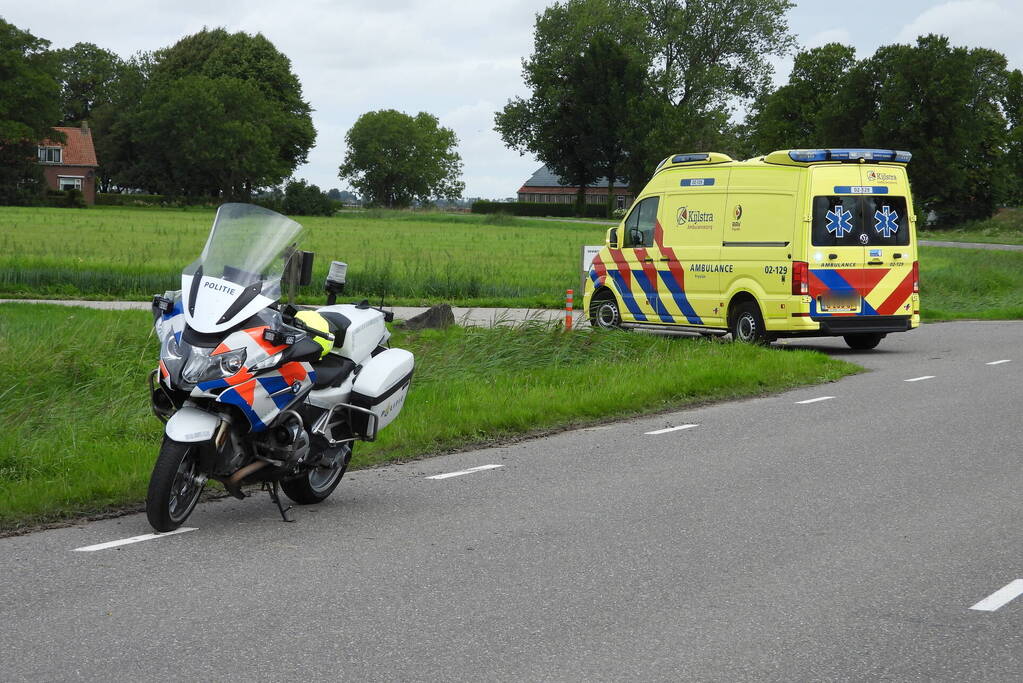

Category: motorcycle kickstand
[265, 480, 294, 522]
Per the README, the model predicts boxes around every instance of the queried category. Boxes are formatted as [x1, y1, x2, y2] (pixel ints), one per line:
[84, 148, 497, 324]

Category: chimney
[80, 120, 89, 134]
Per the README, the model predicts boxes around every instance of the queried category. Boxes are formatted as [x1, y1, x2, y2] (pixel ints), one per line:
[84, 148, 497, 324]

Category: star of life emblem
[825, 204, 854, 238]
[874, 205, 899, 238]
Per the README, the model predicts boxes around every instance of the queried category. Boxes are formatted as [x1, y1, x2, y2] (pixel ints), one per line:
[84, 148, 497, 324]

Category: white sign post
[580, 245, 603, 301]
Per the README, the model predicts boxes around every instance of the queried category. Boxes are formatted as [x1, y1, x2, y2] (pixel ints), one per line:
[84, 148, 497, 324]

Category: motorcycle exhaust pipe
[224, 460, 269, 499]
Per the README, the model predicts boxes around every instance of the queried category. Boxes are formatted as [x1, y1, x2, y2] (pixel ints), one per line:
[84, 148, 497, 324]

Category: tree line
[0, 17, 464, 209]
[498, 0, 1023, 226]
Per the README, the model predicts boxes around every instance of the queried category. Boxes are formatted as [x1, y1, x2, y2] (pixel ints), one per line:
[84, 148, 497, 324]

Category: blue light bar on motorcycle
[672, 153, 710, 164]
[788, 149, 912, 163]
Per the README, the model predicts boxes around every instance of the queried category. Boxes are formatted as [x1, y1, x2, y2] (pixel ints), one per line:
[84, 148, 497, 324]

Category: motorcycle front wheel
[146, 437, 206, 532]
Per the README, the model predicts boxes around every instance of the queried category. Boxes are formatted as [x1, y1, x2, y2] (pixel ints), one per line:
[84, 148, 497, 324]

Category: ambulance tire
[730, 302, 768, 344]
[843, 333, 884, 350]
[590, 293, 624, 330]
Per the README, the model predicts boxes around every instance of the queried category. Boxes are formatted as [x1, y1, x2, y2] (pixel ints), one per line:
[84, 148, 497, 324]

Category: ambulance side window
[624, 196, 658, 247]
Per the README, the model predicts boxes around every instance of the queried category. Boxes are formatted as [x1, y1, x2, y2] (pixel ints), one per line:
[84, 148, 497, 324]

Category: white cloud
[804, 28, 854, 50]
[895, 0, 1022, 67]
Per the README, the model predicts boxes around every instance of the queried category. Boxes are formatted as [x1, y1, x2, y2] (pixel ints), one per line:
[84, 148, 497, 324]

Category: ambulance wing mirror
[607, 228, 619, 249]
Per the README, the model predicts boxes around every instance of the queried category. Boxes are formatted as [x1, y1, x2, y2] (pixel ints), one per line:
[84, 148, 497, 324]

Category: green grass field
[2, 206, 1022, 318]
[918, 246, 1023, 319]
[0, 303, 858, 531]
[919, 207, 1023, 245]
[0, 206, 602, 308]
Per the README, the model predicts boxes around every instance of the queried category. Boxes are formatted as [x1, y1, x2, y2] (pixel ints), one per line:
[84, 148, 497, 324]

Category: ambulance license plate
[820, 293, 861, 312]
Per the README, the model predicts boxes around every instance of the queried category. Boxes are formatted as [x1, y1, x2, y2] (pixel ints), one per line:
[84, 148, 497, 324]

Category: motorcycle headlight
[181, 346, 213, 384]
[180, 347, 247, 384]
[161, 333, 182, 361]
[218, 348, 247, 376]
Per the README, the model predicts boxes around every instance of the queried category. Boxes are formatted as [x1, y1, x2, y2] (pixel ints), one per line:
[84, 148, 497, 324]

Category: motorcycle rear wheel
[146, 437, 206, 532]
[281, 443, 352, 505]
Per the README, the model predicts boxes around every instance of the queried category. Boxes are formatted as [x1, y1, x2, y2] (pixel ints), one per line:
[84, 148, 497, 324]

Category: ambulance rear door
[808, 166, 869, 318]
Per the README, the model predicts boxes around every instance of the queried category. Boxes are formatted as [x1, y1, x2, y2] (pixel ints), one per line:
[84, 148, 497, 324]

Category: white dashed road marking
[795, 396, 835, 405]
[986, 360, 1012, 366]
[73, 527, 197, 552]
[645, 424, 699, 435]
[904, 376, 935, 382]
[426, 464, 503, 480]
[969, 580, 1023, 612]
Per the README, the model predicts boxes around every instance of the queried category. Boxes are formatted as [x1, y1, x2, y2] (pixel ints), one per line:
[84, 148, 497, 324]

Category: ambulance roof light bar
[672, 153, 710, 163]
[788, 149, 912, 163]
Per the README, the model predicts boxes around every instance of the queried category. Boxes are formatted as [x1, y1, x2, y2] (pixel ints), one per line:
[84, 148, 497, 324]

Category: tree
[821, 35, 1009, 225]
[562, 34, 651, 215]
[281, 179, 334, 216]
[1000, 69, 1023, 206]
[132, 74, 281, 198]
[52, 42, 123, 124]
[91, 28, 315, 198]
[497, 0, 795, 200]
[0, 19, 62, 204]
[150, 29, 315, 175]
[339, 110, 464, 207]
[89, 53, 151, 192]
[743, 43, 857, 155]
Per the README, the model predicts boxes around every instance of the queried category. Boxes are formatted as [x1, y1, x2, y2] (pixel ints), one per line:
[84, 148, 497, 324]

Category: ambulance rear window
[811, 196, 909, 247]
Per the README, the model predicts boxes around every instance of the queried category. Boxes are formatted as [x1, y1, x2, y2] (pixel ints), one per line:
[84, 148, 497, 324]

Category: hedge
[471, 200, 608, 219]
[96, 193, 168, 206]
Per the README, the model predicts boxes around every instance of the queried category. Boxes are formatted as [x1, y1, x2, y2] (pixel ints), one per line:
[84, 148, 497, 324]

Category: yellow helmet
[295, 310, 332, 359]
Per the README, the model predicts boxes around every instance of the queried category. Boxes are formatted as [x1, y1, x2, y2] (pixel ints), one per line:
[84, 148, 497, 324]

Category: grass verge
[919, 246, 1023, 320]
[919, 208, 1023, 245]
[0, 303, 858, 531]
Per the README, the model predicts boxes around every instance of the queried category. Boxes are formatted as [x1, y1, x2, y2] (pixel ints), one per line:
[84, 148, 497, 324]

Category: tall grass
[3, 206, 1021, 319]
[0, 303, 857, 530]
[919, 207, 1023, 245]
[918, 246, 1023, 319]
[0, 206, 600, 306]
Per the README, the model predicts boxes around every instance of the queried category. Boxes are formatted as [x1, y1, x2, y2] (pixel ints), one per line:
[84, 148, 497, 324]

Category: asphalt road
[1, 321, 1021, 681]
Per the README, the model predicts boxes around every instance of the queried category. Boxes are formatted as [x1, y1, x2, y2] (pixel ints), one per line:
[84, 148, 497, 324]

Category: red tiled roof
[40, 126, 98, 166]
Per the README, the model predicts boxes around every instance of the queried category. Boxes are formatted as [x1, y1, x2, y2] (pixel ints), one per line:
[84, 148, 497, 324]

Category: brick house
[516, 165, 634, 210]
[37, 123, 99, 204]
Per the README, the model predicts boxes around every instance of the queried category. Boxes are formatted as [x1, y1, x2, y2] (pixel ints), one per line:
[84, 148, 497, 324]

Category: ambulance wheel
[281, 442, 352, 504]
[843, 333, 884, 350]
[731, 302, 767, 344]
[590, 293, 623, 330]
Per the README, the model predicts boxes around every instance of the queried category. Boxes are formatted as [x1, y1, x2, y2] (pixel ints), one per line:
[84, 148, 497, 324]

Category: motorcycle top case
[349, 348, 414, 438]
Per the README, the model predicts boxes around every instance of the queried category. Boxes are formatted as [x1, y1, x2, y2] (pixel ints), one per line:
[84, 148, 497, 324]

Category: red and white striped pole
[565, 289, 574, 330]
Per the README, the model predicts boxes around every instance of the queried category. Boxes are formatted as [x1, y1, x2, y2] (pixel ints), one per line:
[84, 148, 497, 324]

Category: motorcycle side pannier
[349, 348, 414, 439]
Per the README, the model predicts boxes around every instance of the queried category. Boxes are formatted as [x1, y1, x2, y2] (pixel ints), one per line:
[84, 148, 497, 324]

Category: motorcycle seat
[311, 353, 355, 389]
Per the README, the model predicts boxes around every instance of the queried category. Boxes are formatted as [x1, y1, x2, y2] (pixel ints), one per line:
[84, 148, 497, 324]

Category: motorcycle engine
[271, 417, 311, 464]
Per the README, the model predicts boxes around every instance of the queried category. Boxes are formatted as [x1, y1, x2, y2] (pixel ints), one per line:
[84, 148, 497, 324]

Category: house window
[616, 195, 625, 210]
[38, 147, 62, 163]
[58, 176, 83, 191]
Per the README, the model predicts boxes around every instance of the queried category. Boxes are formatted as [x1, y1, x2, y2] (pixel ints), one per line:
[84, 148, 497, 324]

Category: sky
[4, 0, 1022, 199]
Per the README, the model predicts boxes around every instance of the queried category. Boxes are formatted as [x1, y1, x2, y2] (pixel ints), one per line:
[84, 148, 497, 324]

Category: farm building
[516, 165, 634, 210]
[37, 122, 99, 204]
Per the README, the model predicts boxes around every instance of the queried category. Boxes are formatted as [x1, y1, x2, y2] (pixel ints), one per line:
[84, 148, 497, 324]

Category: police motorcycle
[147, 203, 413, 532]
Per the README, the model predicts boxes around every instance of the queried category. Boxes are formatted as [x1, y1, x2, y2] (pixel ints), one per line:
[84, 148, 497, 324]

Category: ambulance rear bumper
[810, 315, 913, 335]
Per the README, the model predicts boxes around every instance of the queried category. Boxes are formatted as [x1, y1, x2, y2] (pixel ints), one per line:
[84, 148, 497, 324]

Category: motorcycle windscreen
[182, 203, 304, 333]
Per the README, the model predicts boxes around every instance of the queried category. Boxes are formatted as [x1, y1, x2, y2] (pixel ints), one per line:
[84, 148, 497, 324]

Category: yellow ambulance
[583, 149, 920, 349]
